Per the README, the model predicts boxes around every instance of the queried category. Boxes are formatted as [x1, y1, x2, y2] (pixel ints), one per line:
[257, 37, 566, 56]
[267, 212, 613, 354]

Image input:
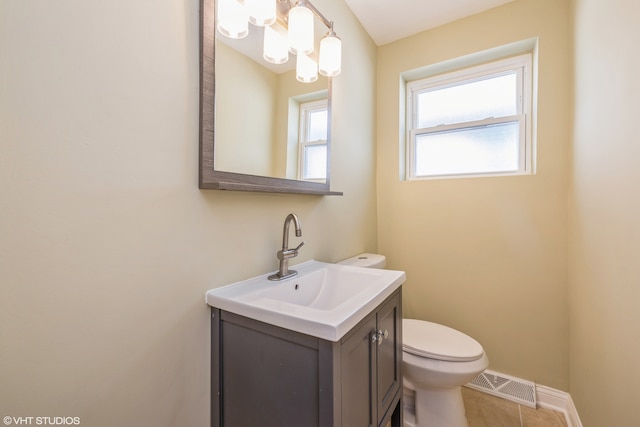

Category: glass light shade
[246, 0, 276, 27]
[217, 0, 248, 39]
[296, 54, 318, 83]
[318, 34, 341, 77]
[287, 5, 314, 55]
[263, 25, 289, 64]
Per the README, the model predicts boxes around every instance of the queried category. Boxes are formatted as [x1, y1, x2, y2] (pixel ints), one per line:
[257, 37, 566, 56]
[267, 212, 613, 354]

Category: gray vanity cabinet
[210, 289, 403, 427]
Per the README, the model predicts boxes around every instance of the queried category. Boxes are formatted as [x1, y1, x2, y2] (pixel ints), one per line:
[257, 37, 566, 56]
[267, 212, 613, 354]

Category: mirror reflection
[214, 0, 332, 183]
[215, 38, 329, 182]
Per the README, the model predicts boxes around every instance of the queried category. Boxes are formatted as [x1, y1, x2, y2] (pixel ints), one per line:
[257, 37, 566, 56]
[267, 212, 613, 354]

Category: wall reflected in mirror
[215, 4, 330, 183]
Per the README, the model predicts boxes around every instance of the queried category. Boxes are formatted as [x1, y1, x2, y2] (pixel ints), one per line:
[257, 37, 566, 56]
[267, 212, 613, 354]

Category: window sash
[412, 71, 521, 128]
[299, 142, 327, 180]
[409, 116, 525, 178]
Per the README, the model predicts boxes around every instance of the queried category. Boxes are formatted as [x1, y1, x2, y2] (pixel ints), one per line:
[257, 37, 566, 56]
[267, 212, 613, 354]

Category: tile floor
[462, 387, 568, 427]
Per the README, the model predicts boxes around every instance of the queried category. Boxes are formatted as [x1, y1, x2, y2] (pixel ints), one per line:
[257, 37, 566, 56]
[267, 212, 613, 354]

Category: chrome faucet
[268, 213, 305, 281]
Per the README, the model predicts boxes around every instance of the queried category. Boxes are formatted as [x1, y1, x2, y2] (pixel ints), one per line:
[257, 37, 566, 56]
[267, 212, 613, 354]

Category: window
[406, 54, 533, 179]
[298, 99, 328, 181]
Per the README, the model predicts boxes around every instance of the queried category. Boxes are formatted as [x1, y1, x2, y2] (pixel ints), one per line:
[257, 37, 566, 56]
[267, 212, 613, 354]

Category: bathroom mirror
[199, 0, 342, 195]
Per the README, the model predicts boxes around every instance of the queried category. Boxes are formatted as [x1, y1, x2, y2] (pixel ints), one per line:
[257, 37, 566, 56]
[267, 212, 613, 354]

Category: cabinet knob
[372, 329, 389, 346]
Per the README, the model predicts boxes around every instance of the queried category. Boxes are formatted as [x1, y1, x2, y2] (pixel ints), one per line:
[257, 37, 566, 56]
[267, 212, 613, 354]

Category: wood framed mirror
[199, 0, 342, 195]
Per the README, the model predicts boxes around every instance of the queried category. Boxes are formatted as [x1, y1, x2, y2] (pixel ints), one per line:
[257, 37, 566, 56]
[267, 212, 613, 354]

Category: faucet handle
[276, 241, 305, 260]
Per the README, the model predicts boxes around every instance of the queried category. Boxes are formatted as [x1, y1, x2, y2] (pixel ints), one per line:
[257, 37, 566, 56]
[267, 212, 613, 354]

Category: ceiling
[342, 0, 515, 46]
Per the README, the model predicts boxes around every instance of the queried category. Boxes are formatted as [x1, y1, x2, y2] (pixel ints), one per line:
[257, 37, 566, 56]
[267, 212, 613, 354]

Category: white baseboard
[536, 385, 583, 427]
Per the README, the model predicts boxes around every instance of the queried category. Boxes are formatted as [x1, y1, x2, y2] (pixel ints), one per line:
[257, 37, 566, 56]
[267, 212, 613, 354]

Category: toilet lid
[403, 319, 484, 362]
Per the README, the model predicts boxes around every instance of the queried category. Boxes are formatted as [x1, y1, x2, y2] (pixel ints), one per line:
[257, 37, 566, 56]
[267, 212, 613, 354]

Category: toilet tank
[338, 253, 386, 269]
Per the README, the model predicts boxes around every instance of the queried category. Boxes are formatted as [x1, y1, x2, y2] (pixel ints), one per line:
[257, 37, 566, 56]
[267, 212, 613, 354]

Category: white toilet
[339, 254, 489, 427]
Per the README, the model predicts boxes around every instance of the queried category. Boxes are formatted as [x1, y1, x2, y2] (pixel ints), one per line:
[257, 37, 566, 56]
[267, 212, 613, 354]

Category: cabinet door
[376, 294, 402, 425]
[219, 319, 321, 427]
[341, 315, 376, 427]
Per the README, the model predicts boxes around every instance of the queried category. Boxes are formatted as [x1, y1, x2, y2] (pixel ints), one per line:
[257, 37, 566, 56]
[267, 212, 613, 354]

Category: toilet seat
[403, 319, 484, 362]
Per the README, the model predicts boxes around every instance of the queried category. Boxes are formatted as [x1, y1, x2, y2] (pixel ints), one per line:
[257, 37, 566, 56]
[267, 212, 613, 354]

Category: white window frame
[298, 99, 328, 182]
[406, 54, 533, 180]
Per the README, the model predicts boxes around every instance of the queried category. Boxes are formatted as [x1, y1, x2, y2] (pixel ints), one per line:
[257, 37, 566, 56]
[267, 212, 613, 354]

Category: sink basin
[206, 260, 406, 341]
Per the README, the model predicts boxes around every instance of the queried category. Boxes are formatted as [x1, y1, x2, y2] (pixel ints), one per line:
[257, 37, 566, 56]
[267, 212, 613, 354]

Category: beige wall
[216, 42, 278, 176]
[376, 0, 572, 390]
[570, 0, 640, 425]
[0, 0, 377, 425]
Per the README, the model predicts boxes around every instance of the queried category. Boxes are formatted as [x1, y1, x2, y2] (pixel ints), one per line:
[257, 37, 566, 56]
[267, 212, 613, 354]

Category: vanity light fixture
[246, 0, 276, 26]
[263, 25, 289, 64]
[287, 2, 314, 55]
[216, 0, 342, 82]
[318, 24, 341, 77]
[216, 0, 249, 39]
[296, 53, 318, 83]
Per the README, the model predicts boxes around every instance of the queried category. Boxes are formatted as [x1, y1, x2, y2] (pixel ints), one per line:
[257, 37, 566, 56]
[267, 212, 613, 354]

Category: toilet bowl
[402, 319, 488, 427]
[338, 254, 489, 427]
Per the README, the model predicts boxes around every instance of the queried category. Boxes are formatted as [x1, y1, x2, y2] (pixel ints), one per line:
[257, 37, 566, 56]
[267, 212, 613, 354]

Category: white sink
[206, 260, 406, 341]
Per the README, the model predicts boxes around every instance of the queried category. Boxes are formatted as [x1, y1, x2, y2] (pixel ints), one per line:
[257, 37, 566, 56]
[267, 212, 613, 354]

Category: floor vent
[465, 369, 537, 408]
